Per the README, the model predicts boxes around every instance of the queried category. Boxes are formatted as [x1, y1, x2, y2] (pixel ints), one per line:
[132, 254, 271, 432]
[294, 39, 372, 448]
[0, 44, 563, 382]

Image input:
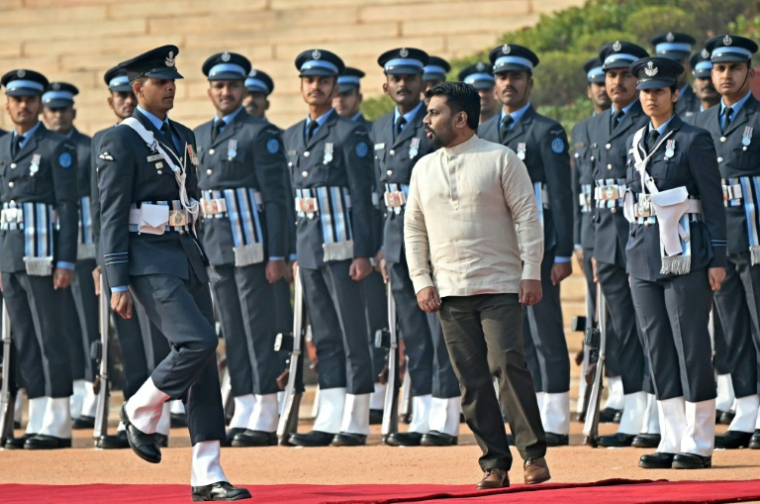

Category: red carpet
[2, 479, 760, 503]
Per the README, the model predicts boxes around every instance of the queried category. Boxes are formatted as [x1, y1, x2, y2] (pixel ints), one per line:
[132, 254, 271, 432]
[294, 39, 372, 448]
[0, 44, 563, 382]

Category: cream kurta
[404, 134, 544, 297]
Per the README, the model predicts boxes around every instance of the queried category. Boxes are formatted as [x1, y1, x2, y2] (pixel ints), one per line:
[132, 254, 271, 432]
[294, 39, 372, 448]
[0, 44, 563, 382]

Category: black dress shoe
[613, 411, 623, 423]
[369, 409, 383, 425]
[191, 481, 251, 501]
[5, 433, 35, 450]
[288, 430, 334, 447]
[632, 433, 661, 448]
[421, 430, 458, 446]
[715, 430, 753, 449]
[231, 430, 277, 447]
[223, 428, 246, 447]
[385, 431, 423, 447]
[598, 432, 635, 447]
[24, 434, 72, 449]
[545, 432, 569, 447]
[599, 408, 621, 424]
[673, 453, 711, 469]
[331, 432, 367, 446]
[120, 404, 161, 463]
[716, 410, 727, 424]
[639, 452, 675, 468]
[719, 410, 735, 425]
[97, 431, 129, 449]
[749, 430, 760, 449]
[72, 415, 95, 429]
[155, 433, 169, 448]
[171, 413, 188, 428]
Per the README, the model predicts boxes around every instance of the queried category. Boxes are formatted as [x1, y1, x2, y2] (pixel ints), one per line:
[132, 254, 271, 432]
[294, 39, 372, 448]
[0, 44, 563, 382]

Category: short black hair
[425, 81, 480, 130]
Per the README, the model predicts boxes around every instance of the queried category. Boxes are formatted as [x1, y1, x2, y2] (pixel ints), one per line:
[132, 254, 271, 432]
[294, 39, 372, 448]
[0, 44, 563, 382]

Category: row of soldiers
[0, 31, 758, 465]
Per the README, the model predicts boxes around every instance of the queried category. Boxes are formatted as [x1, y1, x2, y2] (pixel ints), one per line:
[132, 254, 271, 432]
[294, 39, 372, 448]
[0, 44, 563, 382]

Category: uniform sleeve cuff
[111, 285, 129, 293]
[554, 256, 571, 263]
[412, 275, 435, 295]
[288, 253, 297, 262]
[269, 256, 284, 261]
[522, 263, 541, 281]
[56, 261, 75, 270]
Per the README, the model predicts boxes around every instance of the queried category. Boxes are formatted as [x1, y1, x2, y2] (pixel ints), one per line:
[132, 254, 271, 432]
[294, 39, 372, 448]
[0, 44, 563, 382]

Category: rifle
[573, 284, 596, 422]
[0, 300, 15, 447]
[582, 287, 607, 447]
[93, 274, 110, 447]
[399, 359, 413, 424]
[376, 277, 399, 443]
[275, 267, 305, 446]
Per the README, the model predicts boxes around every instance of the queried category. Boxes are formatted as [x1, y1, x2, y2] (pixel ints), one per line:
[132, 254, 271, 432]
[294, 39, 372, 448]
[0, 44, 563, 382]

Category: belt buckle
[169, 209, 187, 227]
[603, 185, 619, 200]
[636, 197, 652, 218]
[298, 198, 317, 215]
[203, 199, 220, 215]
[722, 185, 730, 201]
[384, 191, 405, 208]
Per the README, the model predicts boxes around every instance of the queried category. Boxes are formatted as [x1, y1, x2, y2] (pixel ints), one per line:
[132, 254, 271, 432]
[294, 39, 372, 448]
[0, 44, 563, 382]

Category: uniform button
[288, 162, 293, 167]
[574, 153, 580, 159]
[386, 170, 393, 177]
[717, 157, 723, 163]
[610, 207, 616, 214]
[206, 169, 213, 175]
[157, 170, 163, 175]
[10, 163, 16, 169]
[720, 136, 727, 143]
[209, 149, 215, 155]
[304, 151, 310, 157]
[8, 182, 14, 188]
[607, 164, 612, 171]
[590, 156, 595, 161]
[743, 146, 748, 152]
[301, 171, 308, 178]
[605, 143, 612, 150]
[390, 150, 396, 156]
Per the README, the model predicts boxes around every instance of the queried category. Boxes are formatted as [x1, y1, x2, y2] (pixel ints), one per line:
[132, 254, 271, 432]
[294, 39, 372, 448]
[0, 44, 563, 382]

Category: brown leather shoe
[475, 468, 509, 489]
[524, 457, 551, 484]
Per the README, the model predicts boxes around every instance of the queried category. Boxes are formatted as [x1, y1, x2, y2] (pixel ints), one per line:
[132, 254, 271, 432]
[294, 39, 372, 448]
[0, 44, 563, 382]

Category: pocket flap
[140, 204, 169, 228]
[651, 186, 688, 207]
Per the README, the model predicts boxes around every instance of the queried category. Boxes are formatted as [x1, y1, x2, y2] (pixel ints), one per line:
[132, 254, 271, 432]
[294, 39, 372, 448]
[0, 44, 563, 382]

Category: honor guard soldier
[696, 35, 760, 450]
[40, 82, 99, 430]
[421, 56, 450, 105]
[586, 41, 654, 447]
[195, 52, 289, 448]
[571, 58, 625, 422]
[373, 47, 462, 447]
[691, 50, 721, 113]
[283, 49, 376, 447]
[97, 46, 250, 501]
[91, 65, 171, 449]
[479, 43, 573, 445]
[0, 69, 79, 450]
[625, 57, 726, 469]
[243, 68, 274, 121]
[651, 32, 700, 118]
[458, 62, 499, 124]
[333, 67, 388, 423]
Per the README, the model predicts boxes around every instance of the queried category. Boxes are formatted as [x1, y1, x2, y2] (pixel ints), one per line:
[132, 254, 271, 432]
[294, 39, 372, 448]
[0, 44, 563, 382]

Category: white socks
[683, 399, 715, 457]
[604, 376, 625, 411]
[657, 397, 686, 454]
[715, 374, 735, 412]
[428, 397, 460, 436]
[370, 383, 386, 410]
[640, 393, 661, 435]
[191, 441, 227, 487]
[228, 395, 256, 430]
[535, 392, 547, 427]
[728, 394, 759, 433]
[70, 379, 86, 418]
[340, 393, 370, 435]
[618, 392, 647, 435]
[247, 394, 279, 433]
[156, 402, 171, 436]
[542, 392, 570, 435]
[125, 377, 170, 434]
[26, 397, 48, 434]
[311, 387, 345, 434]
[80, 381, 98, 418]
[39, 397, 72, 439]
[170, 399, 185, 415]
[407, 394, 432, 434]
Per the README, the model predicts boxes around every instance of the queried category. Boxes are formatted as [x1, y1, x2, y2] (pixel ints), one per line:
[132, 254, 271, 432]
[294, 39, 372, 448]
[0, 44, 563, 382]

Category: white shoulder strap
[631, 125, 675, 196]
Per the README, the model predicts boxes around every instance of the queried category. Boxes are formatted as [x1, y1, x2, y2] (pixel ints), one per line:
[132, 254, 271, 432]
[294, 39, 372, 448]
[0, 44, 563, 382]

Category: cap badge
[221, 52, 231, 62]
[613, 41, 622, 52]
[399, 47, 409, 58]
[502, 44, 511, 55]
[312, 49, 322, 60]
[644, 61, 658, 77]
[165, 51, 175, 68]
[701, 48, 710, 59]
[724, 35, 733, 46]
[666, 32, 675, 43]
[52, 83, 61, 90]
[16, 69, 25, 78]
[476, 62, 485, 71]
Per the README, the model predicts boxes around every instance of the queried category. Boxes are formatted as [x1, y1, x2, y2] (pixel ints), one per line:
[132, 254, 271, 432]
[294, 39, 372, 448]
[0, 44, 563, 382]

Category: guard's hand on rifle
[417, 286, 441, 313]
[375, 250, 388, 283]
[111, 291, 134, 320]
[519, 279, 542, 306]
[551, 261, 572, 285]
[591, 256, 598, 283]
[92, 266, 101, 296]
[53, 268, 74, 290]
[708, 267, 726, 291]
[349, 257, 371, 281]
[265, 259, 286, 284]
[284, 261, 294, 284]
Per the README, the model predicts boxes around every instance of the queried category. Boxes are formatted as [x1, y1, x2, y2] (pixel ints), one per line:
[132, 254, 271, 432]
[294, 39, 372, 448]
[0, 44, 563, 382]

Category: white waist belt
[128, 200, 196, 235]
[384, 183, 410, 214]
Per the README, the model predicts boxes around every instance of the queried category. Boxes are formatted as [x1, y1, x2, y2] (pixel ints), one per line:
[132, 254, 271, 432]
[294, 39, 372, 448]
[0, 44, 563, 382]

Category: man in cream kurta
[404, 82, 550, 489]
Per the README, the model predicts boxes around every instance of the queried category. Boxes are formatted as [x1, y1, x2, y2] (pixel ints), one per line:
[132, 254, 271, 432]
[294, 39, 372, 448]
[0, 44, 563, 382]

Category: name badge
[323, 142, 334, 164]
[227, 139, 237, 161]
[147, 154, 163, 162]
[743, 126, 753, 150]
[30, 154, 41, 176]
[409, 137, 420, 159]
[665, 139, 676, 159]
[155, 162, 164, 170]
[517, 143, 526, 160]
[374, 143, 385, 151]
